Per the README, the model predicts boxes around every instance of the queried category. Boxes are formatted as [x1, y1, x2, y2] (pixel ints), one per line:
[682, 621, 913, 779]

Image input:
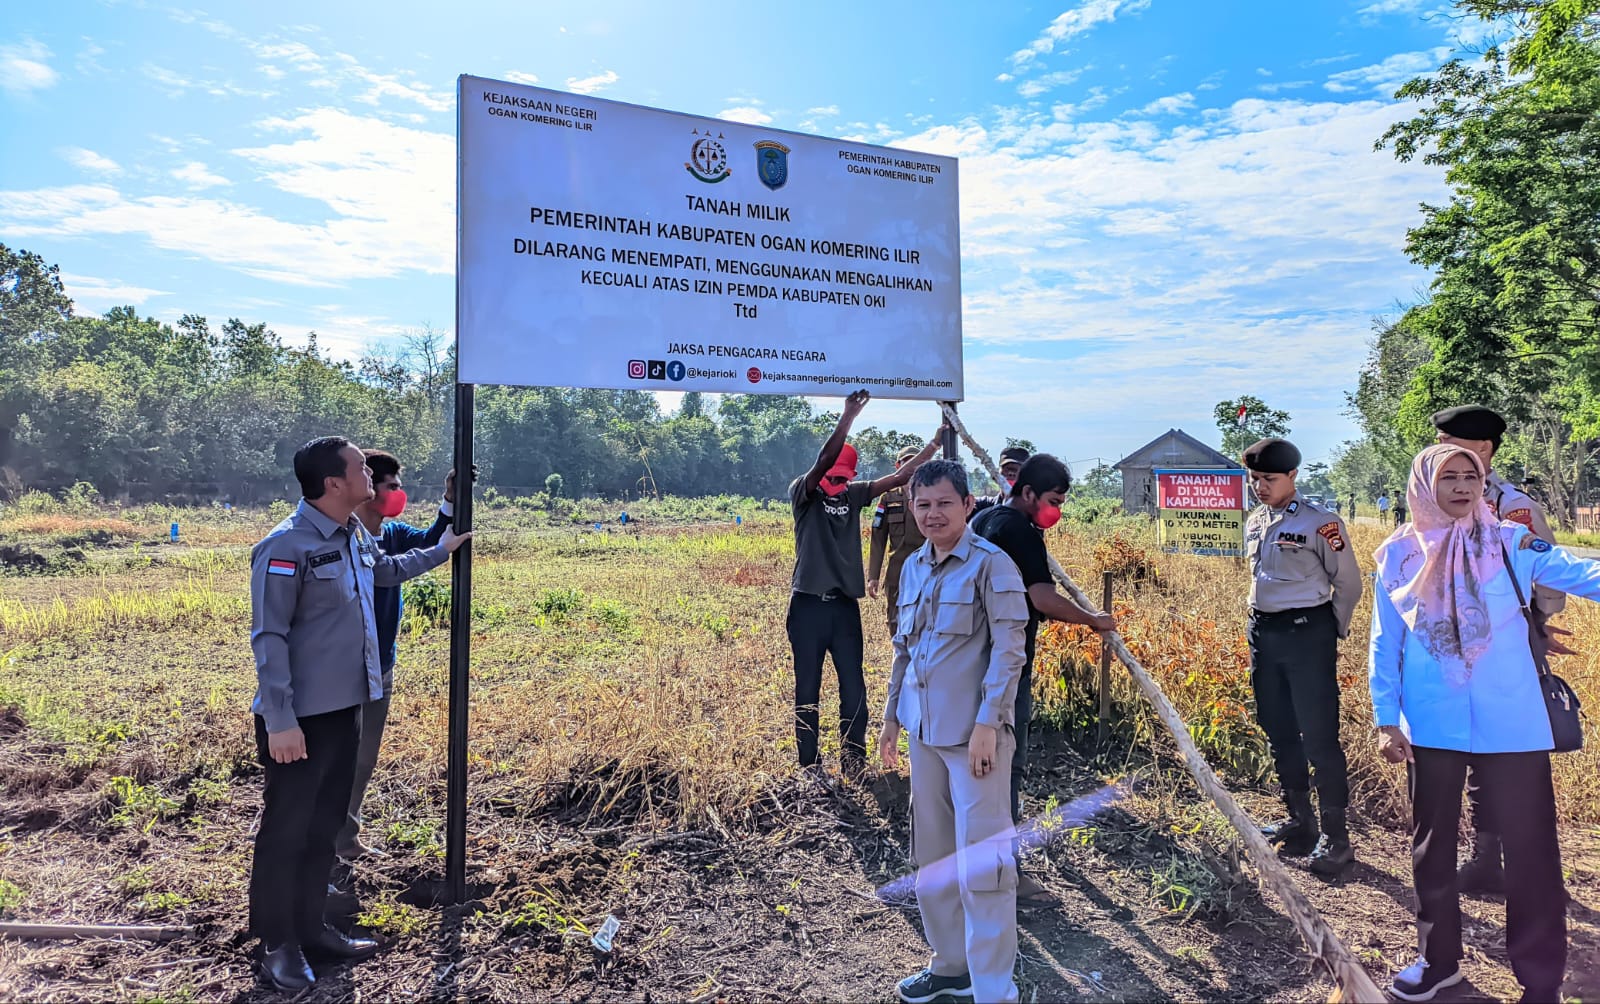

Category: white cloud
[1010, 0, 1150, 68]
[868, 93, 1446, 462]
[1017, 67, 1090, 99]
[0, 110, 454, 287]
[502, 71, 541, 85]
[1324, 48, 1451, 94]
[1132, 92, 1195, 116]
[172, 161, 230, 189]
[59, 272, 170, 310]
[566, 70, 619, 95]
[60, 147, 121, 174]
[805, 104, 840, 117]
[1258, 80, 1314, 94]
[1357, 0, 1426, 20]
[717, 106, 773, 125]
[143, 63, 196, 94]
[0, 38, 58, 96]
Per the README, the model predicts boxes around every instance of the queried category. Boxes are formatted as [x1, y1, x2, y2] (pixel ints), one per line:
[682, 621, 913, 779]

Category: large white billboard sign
[456, 75, 962, 399]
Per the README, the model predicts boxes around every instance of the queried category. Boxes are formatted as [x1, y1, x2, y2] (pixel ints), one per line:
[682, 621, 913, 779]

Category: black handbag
[1500, 542, 1584, 753]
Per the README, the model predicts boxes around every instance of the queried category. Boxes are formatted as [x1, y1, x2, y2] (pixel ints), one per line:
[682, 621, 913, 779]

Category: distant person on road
[880, 459, 1029, 1004]
[1394, 497, 1408, 526]
[1370, 443, 1600, 1003]
[1347, 494, 1357, 520]
[334, 451, 470, 862]
[788, 390, 940, 781]
[970, 453, 1114, 907]
[1432, 405, 1573, 897]
[1242, 438, 1363, 877]
[867, 445, 928, 637]
[248, 436, 471, 992]
[970, 446, 1030, 519]
[1377, 492, 1392, 521]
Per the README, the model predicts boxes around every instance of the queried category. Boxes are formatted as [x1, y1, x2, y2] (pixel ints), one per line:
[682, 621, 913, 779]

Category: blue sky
[0, 0, 1499, 471]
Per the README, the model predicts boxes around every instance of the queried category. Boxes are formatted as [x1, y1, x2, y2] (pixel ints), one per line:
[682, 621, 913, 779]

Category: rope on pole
[939, 403, 1386, 1004]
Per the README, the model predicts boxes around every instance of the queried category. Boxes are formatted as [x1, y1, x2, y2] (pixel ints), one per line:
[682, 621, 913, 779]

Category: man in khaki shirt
[879, 459, 1029, 1004]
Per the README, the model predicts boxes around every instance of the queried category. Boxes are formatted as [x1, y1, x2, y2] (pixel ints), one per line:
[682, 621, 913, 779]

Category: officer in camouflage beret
[1243, 438, 1364, 876]
[867, 444, 928, 636]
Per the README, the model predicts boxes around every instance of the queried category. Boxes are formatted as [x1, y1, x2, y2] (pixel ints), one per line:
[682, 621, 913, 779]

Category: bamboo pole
[0, 921, 191, 942]
[940, 403, 1385, 1004]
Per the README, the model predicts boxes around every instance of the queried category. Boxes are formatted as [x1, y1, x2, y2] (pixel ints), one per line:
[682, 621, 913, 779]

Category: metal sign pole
[445, 382, 474, 904]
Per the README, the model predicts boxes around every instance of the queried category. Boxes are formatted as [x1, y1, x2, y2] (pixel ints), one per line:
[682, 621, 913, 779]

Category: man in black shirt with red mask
[971, 453, 1115, 903]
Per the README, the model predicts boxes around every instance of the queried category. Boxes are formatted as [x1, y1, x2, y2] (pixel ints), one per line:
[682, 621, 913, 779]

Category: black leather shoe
[326, 882, 361, 916]
[303, 923, 380, 963]
[259, 942, 315, 991]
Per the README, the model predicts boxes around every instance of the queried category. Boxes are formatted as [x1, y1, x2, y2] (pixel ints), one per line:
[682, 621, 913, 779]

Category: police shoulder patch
[1316, 521, 1346, 552]
[1503, 507, 1534, 528]
[1519, 534, 1552, 553]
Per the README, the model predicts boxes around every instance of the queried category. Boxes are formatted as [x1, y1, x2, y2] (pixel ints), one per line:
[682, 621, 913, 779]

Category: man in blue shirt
[335, 450, 464, 860]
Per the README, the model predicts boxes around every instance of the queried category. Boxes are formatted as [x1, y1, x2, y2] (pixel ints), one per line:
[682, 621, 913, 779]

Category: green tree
[1377, 0, 1600, 521]
[1077, 462, 1122, 500]
[1213, 396, 1292, 459]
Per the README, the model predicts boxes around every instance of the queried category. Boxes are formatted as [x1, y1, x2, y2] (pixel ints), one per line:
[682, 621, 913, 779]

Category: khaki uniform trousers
[910, 729, 1019, 1004]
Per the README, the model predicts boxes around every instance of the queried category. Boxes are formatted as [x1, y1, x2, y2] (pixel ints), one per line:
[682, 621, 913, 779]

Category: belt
[1250, 602, 1331, 624]
[795, 588, 849, 602]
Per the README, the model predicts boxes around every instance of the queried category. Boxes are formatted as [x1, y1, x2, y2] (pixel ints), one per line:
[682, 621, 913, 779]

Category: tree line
[0, 244, 949, 504]
[1332, 0, 1600, 523]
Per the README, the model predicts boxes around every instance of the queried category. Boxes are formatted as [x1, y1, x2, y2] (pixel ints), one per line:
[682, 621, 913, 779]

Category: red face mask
[820, 478, 850, 498]
[1034, 502, 1062, 530]
[378, 488, 408, 519]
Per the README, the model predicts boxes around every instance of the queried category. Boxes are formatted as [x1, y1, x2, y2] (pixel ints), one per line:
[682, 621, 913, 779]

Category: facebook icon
[666, 360, 686, 382]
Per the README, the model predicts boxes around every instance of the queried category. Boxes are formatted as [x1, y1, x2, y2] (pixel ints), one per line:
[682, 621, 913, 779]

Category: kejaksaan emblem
[685, 129, 731, 184]
[754, 140, 790, 190]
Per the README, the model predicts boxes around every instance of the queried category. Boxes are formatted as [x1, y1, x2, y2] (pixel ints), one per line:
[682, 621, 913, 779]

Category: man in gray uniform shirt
[880, 459, 1030, 1004]
[248, 436, 471, 991]
[1242, 438, 1363, 876]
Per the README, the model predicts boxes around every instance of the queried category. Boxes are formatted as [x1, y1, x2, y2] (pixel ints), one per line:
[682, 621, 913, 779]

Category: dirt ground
[2, 716, 1597, 1003]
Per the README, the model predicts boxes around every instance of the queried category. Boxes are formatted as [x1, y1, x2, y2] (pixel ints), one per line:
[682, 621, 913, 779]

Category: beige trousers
[910, 730, 1019, 1004]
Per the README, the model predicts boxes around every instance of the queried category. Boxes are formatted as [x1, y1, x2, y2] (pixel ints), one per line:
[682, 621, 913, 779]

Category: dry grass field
[0, 500, 1597, 1002]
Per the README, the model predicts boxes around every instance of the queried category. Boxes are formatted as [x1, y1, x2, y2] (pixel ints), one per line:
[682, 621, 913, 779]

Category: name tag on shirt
[310, 550, 343, 568]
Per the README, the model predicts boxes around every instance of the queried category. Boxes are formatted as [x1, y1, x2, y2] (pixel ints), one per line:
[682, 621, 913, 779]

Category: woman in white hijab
[1371, 443, 1600, 1003]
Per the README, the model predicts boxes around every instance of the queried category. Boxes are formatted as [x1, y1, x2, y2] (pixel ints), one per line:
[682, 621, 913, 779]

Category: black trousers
[1409, 747, 1565, 991]
[1248, 603, 1349, 808]
[1010, 659, 1033, 825]
[249, 707, 361, 946]
[787, 592, 867, 767]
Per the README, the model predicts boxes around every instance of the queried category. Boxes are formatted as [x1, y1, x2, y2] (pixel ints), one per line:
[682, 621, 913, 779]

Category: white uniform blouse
[1369, 523, 1600, 753]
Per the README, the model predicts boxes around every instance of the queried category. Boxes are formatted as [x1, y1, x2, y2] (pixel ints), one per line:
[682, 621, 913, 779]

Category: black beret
[1432, 405, 1506, 442]
[1241, 438, 1301, 474]
[999, 446, 1030, 464]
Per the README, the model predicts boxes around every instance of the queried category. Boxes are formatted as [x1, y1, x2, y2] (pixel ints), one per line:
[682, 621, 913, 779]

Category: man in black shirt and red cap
[971, 453, 1115, 904]
[787, 390, 940, 781]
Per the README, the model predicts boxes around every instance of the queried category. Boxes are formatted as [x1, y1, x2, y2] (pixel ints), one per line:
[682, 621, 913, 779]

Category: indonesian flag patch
[267, 558, 297, 577]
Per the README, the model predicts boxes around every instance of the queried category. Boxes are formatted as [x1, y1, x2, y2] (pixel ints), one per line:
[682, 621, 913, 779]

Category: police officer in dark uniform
[1243, 438, 1364, 876]
[248, 437, 471, 990]
[1432, 405, 1572, 894]
[866, 445, 926, 635]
